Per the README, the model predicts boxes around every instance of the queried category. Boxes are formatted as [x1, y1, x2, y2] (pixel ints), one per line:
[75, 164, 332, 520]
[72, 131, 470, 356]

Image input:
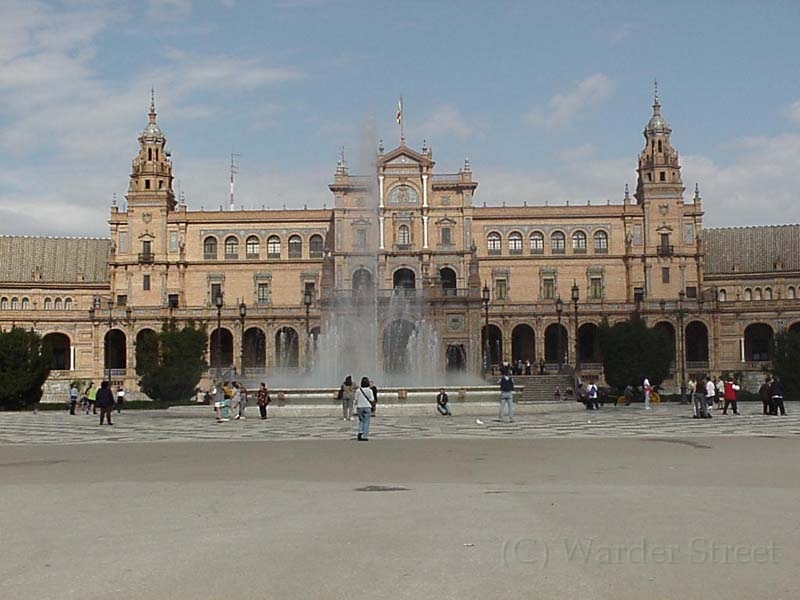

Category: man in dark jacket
[498, 370, 515, 422]
[769, 376, 786, 416]
[759, 376, 772, 415]
[95, 380, 115, 425]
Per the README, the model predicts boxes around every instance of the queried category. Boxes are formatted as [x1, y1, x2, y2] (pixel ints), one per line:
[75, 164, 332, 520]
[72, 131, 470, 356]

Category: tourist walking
[116, 386, 125, 414]
[257, 382, 271, 420]
[586, 381, 599, 410]
[643, 377, 652, 410]
[759, 375, 772, 415]
[693, 377, 711, 419]
[69, 383, 78, 415]
[355, 376, 374, 441]
[436, 388, 452, 416]
[339, 375, 356, 421]
[722, 378, 740, 415]
[715, 376, 725, 410]
[96, 381, 115, 425]
[232, 383, 245, 420]
[770, 375, 786, 416]
[498, 369, 515, 422]
[686, 376, 696, 407]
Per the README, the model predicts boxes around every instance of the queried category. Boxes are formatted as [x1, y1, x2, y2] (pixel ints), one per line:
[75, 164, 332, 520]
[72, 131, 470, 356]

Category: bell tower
[635, 83, 683, 203]
[127, 90, 175, 211]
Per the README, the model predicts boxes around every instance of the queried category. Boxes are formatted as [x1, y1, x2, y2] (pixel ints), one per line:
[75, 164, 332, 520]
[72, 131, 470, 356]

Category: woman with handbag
[355, 377, 375, 441]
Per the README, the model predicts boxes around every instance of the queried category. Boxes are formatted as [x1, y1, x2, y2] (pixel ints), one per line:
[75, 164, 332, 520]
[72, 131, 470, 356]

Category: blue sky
[2, 0, 800, 236]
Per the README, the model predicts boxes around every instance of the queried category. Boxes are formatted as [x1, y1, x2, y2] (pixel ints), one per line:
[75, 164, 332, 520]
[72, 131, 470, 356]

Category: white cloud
[785, 100, 800, 125]
[147, 0, 192, 20]
[527, 74, 614, 129]
[412, 105, 478, 140]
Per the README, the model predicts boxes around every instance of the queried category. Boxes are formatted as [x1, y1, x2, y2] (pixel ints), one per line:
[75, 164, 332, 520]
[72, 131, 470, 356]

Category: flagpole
[397, 95, 404, 145]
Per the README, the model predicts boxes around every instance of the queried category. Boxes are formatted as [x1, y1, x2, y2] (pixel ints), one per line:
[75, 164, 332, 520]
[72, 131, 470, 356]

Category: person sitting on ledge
[436, 388, 452, 416]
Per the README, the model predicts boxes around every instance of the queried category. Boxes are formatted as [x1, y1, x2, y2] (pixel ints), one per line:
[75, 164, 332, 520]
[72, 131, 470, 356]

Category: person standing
[693, 377, 711, 419]
[355, 376, 374, 441]
[722, 378, 740, 415]
[686, 376, 696, 411]
[759, 376, 773, 415]
[539, 358, 546, 375]
[95, 381, 115, 425]
[715, 376, 725, 410]
[770, 375, 786, 416]
[586, 381, 599, 410]
[257, 382, 271, 420]
[705, 376, 717, 414]
[69, 383, 79, 415]
[498, 369, 515, 422]
[85, 382, 98, 415]
[369, 379, 378, 417]
[116, 386, 125, 414]
[643, 377, 652, 410]
[436, 388, 452, 416]
[232, 383, 245, 420]
[340, 375, 356, 421]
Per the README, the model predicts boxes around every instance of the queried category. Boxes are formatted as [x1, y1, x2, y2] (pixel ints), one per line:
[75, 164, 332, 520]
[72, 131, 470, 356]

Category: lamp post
[556, 297, 564, 372]
[571, 281, 580, 371]
[661, 291, 688, 404]
[215, 293, 224, 379]
[105, 299, 114, 382]
[238, 300, 246, 377]
[303, 289, 313, 373]
[482, 283, 490, 373]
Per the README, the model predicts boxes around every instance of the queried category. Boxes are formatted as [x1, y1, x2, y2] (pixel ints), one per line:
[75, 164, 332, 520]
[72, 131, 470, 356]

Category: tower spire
[653, 78, 659, 106]
[149, 88, 157, 123]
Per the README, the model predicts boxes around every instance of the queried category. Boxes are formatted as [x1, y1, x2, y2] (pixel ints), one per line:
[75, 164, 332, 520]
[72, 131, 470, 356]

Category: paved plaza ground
[1, 402, 798, 599]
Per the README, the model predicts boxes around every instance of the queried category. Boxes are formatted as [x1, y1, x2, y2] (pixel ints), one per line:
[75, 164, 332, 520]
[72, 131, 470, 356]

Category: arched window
[754, 288, 762, 301]
[788, 286, 796, 300]
[55, 298, 63, 310]
[267, 236, 281, 259]
[487, 232, 501, 255]
[0, 297, 8, 310]
[246, 236, 260, 258]
[551, 231, 565, 253]
[288, 235, 303, 258]
[44, 297, 52, 310]
[203, 236, 218, 260]
[11, 297, 19, 310]
[509, 232, 523, 255]
[744, 288, 752, 301]
[21, 297, 30, 310]
[718, 289, 727, 302]
[64, 298, 73, 310]
[530, 232, 544, 254]
[765, 287, 772, 300]
[572, 231, 587, 253]
[397, 225, 410, 246]
[593, 231, 608, 253]
[224, 236, 239, 259]
[309, 234, 324, 258]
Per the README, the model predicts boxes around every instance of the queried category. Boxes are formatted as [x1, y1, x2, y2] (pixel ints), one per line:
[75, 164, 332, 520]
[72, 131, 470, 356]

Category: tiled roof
[0, 236, 110, 283]
[703, 225, 800, 274]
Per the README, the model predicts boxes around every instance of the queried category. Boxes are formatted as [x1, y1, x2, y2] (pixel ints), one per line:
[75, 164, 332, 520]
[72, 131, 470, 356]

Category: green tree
[135, 328, 160, 377]
[599, 313, 673, 392]
[139, 319, 208, 403]
[772, 330, 800, 399]
[0, 327, 52, 410]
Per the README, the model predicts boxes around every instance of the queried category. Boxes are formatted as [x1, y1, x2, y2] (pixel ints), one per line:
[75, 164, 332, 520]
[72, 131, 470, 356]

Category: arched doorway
[135, 329, 159, 374]
[446, 344, 466, 372]
[789, 322, 800, 336]
[653, 321, 676, 373]
[352, 268, 373, 293]
[744, 323, 773, 361]
[210, 328, 234, 369]
[544, 323, 568, 364]
[393, 268, 416, 290]
[382, 319, 416, 373]
[481, 324, 503, 369]
[104, 329, 127, 372]
[578, 323, 601, 362]
[440, 267, 457, 296]
[275, 327, 299, 368]
[42, 333, 71, 370]
[685, 321, 709, 364]
[243, 327, 266, 371]
[511, 324, 535, 363]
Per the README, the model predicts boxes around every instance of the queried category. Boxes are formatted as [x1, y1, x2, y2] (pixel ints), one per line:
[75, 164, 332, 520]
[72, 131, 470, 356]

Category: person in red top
[722, 378, 740, 415]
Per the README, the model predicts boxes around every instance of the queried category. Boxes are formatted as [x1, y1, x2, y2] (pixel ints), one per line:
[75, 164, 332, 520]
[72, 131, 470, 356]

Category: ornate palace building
[1, 93, 798, 399]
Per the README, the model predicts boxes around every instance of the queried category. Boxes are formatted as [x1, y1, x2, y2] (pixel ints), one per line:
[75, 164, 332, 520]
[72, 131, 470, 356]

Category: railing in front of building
[657, 245, 674, 256]
[138, 252, 155, 264]
[685, 361, 709, 372]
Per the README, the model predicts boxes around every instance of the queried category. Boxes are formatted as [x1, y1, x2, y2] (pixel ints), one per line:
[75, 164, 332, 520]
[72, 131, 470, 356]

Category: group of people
[212, 381, 272, 422]
[68, 381, 125, 423]
[759, 375, 786, 416]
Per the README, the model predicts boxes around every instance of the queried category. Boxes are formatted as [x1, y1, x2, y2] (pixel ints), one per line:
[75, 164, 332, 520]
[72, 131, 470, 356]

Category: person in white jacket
[355, 377, 375, 441]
